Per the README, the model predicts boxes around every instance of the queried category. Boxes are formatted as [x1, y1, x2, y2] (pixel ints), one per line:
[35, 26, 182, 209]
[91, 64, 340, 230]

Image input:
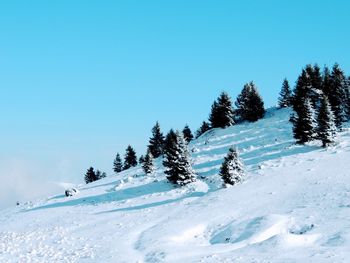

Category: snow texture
[1, 108, 350, 262]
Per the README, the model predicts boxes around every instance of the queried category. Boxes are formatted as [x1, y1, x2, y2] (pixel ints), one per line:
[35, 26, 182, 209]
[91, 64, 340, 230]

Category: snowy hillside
[2, 108, 350, 263]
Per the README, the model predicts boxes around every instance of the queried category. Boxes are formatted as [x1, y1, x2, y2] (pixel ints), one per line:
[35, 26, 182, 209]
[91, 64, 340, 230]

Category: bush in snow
[65, 188, 79, 197]
[84, 167, 106, 184]
[219, 147, 244, 186]
[142, 150, 154, 175]
[195, 121, 211, 139]
[163, 130, 196, 186]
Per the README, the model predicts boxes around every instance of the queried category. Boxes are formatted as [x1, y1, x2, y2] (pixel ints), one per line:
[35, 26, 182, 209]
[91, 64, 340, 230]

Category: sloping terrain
[1, 108, 350, 262]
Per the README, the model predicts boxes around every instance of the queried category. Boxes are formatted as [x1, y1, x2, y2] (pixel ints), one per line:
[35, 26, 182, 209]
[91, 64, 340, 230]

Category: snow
[1, 107, 350, 262]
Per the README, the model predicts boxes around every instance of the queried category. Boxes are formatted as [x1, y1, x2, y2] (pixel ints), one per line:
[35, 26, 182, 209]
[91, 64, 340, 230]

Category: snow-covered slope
[2, 108, 350, 263]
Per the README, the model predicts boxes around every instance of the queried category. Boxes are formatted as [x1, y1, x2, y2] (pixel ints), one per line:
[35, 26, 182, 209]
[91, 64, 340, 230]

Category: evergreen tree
[113, 153, 123, 174]
[96, 170, 107, 180]
[148, 122, 165, 158]
[219, 147, 244, 186]
[164, 129, 177, 156]
[292, 68, 312, 114]
[195, 121, 211, 138]
[163, 131, 196, 186]
[182, 125, 194, 143]
[307, 64, 323, 108]
[345, 76, 350, 119]
[142, 150, 154, 175]
[84, 167, 97, 184]
[235, 82, 265, 122]
[278, 78, 293, 108]
[209, 92, 235, 128]
[317, 96, 337, 147]
[292, 98, 316, 144]
[328, 64, 347, 128]
[139, 155, 145, 164]
[123, 145, 138, 170]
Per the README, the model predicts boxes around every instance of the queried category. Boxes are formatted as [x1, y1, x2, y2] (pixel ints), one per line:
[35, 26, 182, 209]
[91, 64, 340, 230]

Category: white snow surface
[2, 108, 350, 262]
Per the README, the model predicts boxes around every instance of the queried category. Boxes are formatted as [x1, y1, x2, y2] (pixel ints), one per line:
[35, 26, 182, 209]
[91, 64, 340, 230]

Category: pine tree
[84, 167, 97, 184]
[96, 170, 107, 180]
[344, 76, 350, 119]
[317, 96, 337, 147]
[142, 150, 154, 175]
[113, 153, 123, 174]
[292, 98, 316, 144]
[164, 129, 177, 156]
[123, 145, 138, 170]
[148, 122, 165, 158]
[209, 92, 235, 128]
[219, 147, 244, 186]
[328, 64, 347, 128]
[307, 64, 323, 108]
[139, 155, 145, 164]
[278, 79, 293, 108]
[163, 131, 196, 186]
[235, 82, 265, 122]
[195, 121, 211, 138]
[182, 125, 194, 143]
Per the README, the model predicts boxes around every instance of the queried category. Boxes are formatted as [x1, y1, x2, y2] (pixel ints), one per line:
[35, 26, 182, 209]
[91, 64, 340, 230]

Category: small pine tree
[85, 167, 97, 184]
[235, 82, 265, 122]
[317, 96, 337, 147]
[148, 122, 165, 158]
[278, 79, 293, 108]
[219, 147, 244, 186]
[182, 125, 194, 143]
[142, 150, 154, 175]
[292, 99, 316, 144]
[163, 131, 196, 186]
[95, 170, 107, 180]
[209, 92, 235, 128]
[123, 145, 138, 170]
[195, 121, 211, 138]
[139, 155, 145, 164]
[113, 153, 123, 174]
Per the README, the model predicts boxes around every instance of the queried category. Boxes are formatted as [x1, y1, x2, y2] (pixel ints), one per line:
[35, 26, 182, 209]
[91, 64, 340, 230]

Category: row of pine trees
[84, 63, 349, 187]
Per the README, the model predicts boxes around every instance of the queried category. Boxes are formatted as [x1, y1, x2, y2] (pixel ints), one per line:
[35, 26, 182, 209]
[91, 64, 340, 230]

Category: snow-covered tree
[85, 167, 97, 184]
[292, 98, 317, 144]
[235, 82, 265, 122]
[182, 125, 194, 143]
[148, 121, 165, 158]
[317, 96, 337, 147]
[113, 153, 123, 174]
[96, 170, 106, 180]
[142, 150, 154, 175]
[164, 129, 177, 157]
[219, 147, 244, 186]
[278, 79, 292, 108]
[123, 145, 138, 170]
[163, 131, 196, 186]
[139, 155, 145, 164]
[195, 121, 211, 138]
[209, 91, 235, 128]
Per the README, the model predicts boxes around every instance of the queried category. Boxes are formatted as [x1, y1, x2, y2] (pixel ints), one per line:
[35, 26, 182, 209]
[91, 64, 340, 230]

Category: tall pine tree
[195, 121, 211, 138]
[209, 92, 235, 128]
[219, 147, 244, 186]
[163, 131, 196, 186]
[278, 79, 293, 108]
[148, 122, 165, 158]
[235, 82, 265, 122]
[182, 125, 194, 143]
[113, 153, 123, 174]
[317, 96, 337, 147]
[123, 145, 138, 170]
[164, 129, 177, 157]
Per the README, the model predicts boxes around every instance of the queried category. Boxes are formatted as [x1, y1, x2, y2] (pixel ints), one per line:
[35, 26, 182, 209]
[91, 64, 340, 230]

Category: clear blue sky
[1, 0, 349, 207]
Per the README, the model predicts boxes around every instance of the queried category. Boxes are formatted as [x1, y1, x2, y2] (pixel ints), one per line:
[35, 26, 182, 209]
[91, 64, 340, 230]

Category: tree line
[84, 64, 349, 187]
